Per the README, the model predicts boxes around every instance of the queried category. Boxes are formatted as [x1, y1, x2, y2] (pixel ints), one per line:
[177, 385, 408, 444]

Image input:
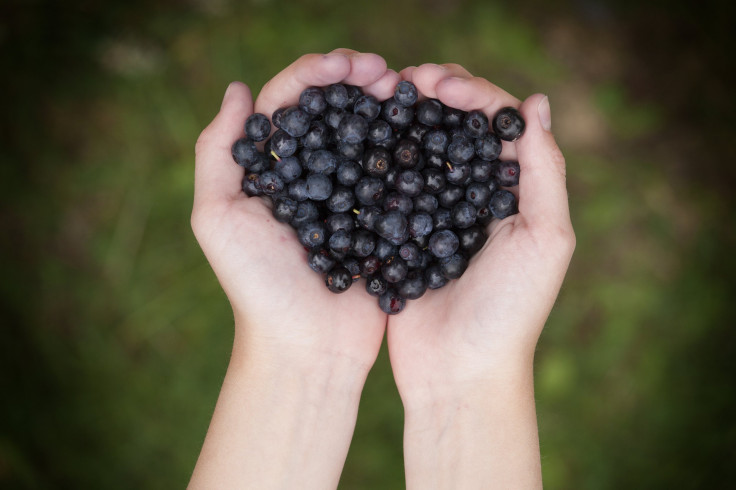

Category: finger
[328, 49, 390, 88]
[194, 81, 253, 206]
[515, 94, 571, 230]
[399, 65, 417, 82]
[410, 63, 473, 100]
[254, 52, 351, 117]
[361, 68, 402, 100]
[435, 76, 521, 161]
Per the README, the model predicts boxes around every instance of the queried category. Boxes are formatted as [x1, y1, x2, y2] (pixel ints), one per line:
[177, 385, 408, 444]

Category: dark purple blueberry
[445, 161, 471, 185]
[476, 204, 493, 226]
[260, 170, 284, 195]
[492, 160, 520, 187]
[408, 212, 433, 238]
[299, 87, 327, 115]
[337, 113, 369, 144]
[325, 266, 352, 293]
[416, 99, 443, 126]
[280, 106, 311, 138]
[343, 257, 361, 281]
[328, 229, 353, 254]
[326, 186, 356, 213]
[360, 255, 382, 276]
[373, 132, 398, 151]
[245, 113, 271, 142]
[396, 170, 424, 197]
[492, 106, 525, 141]
[325, 83, 349, 108]
[381, 256, 409, 283]
[439, 253, 468, 279]
[298, 148, 313, 167]
[426, 264, 448, 289]
[398, 270, 428, 300]
[305, 173, 333, 201]
[471, 158, 493, 182]
[355, 177, 385, 206]
[242, 173, 262, 196]
[302, 120, 330, 150]
[308, 248, 336, 274]
[353, 95, 381, 120]
[351, 229, 376, 257]
[383, 192, 414, 215]
[412, 234, 430, 249]
[248, 153, 269, 174]
[374, 238, 398, 262]
[307, 149, 338, 175]
[447, 137, 475, 164]
[424, 153, 446, 170]
[463, 110, 489, 138]
[489, 189, 518, 219]
[326, 212, 355, 233]
[270, 129, 298, 158]
[413, 193, 439, 214]
[366, 275, 389, 297]
[271, 107, 286, 129]
[465, 182, 492, 208]
[475, 133, 502, 161]
[288, 179, 309, 202]
[432, 207, 453, 231]
[363, 146, 392, 177]
[451, 201, 477, 229]
[394, 81, 418, 107]
[393, 139, 420, 169]
[324, 107, 346, 129]
[374, 210, 408, 243]
[344, 85, 363, 110]
[298, 221, 327, 248]
[428, 229, 459, 258]
[437, 184, 465, 208]
[457, 225, 487, 257]
[383, 166, 400, 189]
[381, 98, 414, 129]
[423, 129, 450, 154]
[336, 141, 364, 160]
[378, 289, 406, 314]
[356, 205, 382, 230]
[274, 156, 302, 183]
[367, 119, 393, 144]
[443, 106, 466, 128]
[272, 196, 298, 223]
[399, 242, 421, 262]
[405, 123, 431, 144]
[336, 159, 363, 186]
[231, 137, 259, 168]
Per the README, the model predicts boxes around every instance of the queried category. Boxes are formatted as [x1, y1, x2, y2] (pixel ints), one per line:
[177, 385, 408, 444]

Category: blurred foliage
[1, 0, 735, 488]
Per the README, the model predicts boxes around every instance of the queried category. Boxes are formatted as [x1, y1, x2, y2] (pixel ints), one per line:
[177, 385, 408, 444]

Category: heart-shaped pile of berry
[231, 81, 524, 314]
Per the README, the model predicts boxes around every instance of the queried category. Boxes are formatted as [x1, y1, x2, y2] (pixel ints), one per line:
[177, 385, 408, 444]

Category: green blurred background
[2, 0, 735, 487]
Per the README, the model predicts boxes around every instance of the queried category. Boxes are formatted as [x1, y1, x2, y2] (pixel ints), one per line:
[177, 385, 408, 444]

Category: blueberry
[274, 156, 302, 183]
[432, 207, 453, 231]
[353, 95, 381, 120]
[363, 146, 392, 177]
[463, 110, 489, 138]
[344, 85, 363, 110]
[399, 242, 421, 262]
[366, 275, 389, 297]
[260, 170, 284, 196]
[397, 270, 428, 300]
[360, 255, 382, 277]
[378, 289, 406, 315]
[374, 238, 398, 262]
[326, 186, 355, 213]
[437, 184, 465, 208]
[374, 210, 408, 243]
[245, 113, 271, 142]
[336, 141, 364, 160]
[492, 160, 520, 187]
[442, 106, 466, 128]
[428, 229, 459, 258]
[447, 137, 475, 164]
[336, 159, 363, 186]
[324, 107, 346, 129]
[351, 229, 376, 257]
[279, 106, 311, 138]
[451, 201, 477, 229]
[392, 139, 421, 169]
[381, 98, 414, 129]
[423, 129, 450, 155]
[306, 173, 333, 201]
[381, 256, 409, 283]
[465, 182, 492, 208]
[489, 189, 518, 219]
[445, 161, 471, 185]
[337, 113, 369, 144]
[475, 133, 502, 161]
[298, 221, 327, 248]
[328, 229, 353, 255]
[416, 99, 443, 126]
[231, 137, 260, 168]
[396, 169, 424, 197]
[492, 106, 525, 141]
[272, 196, 298, 223]
[355, 177, 385, 206]
[270, 129, 298, 158]
[343, 257, 361, 281]
[424, 153, 446, 170]
[326, 212, 355, 233]
[413, 193, 439, 214]
[408, 212, 434, 238]
[439, 253, 468, 279]
[394, 81, 418, 107]
[271, 107, 286, 130]
[383, 191, 414, 215]
[325, 83, 349, 108]
[308, 248, 336, 274]
[422, 168, 447, 194]
[356, 205, 382, 231]
[470, 158, 493, 182]
[299, 87, 327, 115]
[425, 264, 448, 289]
[367, 119, 393, 144]
[302, 120, 330, 150]
[242, 172, 262, 197]
[325, 266, 352, 293]
[288, 178, 309, 202]
[307, 149, 338, 175]
[405, 123, 431, 144]
[457, 225, 487, 257]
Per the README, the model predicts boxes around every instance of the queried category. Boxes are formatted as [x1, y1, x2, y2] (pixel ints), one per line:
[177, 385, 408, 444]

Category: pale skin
[189, 49, 575, 489]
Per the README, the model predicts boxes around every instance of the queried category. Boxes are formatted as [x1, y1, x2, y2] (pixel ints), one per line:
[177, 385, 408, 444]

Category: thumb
[515, 94, 571, 231]
[194, 81, 254, 207]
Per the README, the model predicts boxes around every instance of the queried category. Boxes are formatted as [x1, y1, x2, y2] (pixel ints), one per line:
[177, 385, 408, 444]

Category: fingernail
[538, 95, 552, 132]
[221, 82, 237, 109]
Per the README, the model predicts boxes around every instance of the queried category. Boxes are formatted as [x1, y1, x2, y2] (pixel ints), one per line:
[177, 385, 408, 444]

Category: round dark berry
[489, 189, 518, 219]
[463, 110, 489, 138]
[381, 256, 409, 283]
[274, 156, 302, 183]
[329, 229, 353, 255]
[353, 95, 381, 120]
[232, 138, 259, 168]
[270, 129, 298, 158]
[299, 87, 327, 115]
[325, 83, 349, 108]
[408, 212, 434, 238]
[367, 119, 393, 144]
[465, 182, 492, 208]
[355, 177, 385, 206]
[475, 133, 502, 161]
[272, 196, 298, 223]
[298, 221, 327, 248]
[325, 266, 352, 293]
[492, 106, 525, 141]
[492, 160, 520, 187]
[394, 81, 418, 107]
[428, 229, 459, 258]
[302, 120, 330, 150]
[260, 170, 284, 196]
[245, 113, 271, 142]
[397, 270, 428, 300]
[457, 225, 487, 257]
[366, 275, 389, 297]
[337, 113, 369, 144]
[306, 173, 333, 201]
[416, 99, 443, 126]
[326, 186, 356, 213]
[378, 289, 406, 315]
[363, 146, 392, 177]
[426, 264, 449, 289]
[382, 98, 414, 130]
[308, 248, 336, 274]
[280, 106, 311, 138]
[336, 159, 362, 186]
[439, 253, 468, 279]
[307, 149, 338, 175]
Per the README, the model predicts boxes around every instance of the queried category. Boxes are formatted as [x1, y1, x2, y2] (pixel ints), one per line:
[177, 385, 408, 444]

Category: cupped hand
[387, 64, 576, 404]
[192, 50, 400, 370]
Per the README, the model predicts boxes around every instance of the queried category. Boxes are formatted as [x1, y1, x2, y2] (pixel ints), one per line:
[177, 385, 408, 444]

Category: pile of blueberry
[231, 81, 524, 314]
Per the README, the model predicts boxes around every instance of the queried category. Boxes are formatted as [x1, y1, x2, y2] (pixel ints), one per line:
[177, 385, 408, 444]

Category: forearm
[402, 361, 542, 490]
[189, 330, 369, 490]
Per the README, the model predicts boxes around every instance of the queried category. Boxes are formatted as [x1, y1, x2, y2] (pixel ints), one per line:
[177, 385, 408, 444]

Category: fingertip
[399, 66, 416, 82]
[361, 68, 401, 100]
[221, 81, 251, 110]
